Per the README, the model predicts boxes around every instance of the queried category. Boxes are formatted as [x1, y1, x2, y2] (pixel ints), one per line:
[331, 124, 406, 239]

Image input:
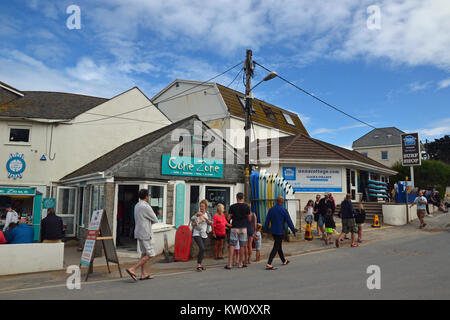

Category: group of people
[304, 192, 366, 248]
[409, 189, 447, 229]
[126, 190, 297, 281]
[0, 204, 64, 245]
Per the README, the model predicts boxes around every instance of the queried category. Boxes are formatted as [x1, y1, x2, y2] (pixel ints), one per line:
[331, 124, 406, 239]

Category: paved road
[2, 228, 450, 300]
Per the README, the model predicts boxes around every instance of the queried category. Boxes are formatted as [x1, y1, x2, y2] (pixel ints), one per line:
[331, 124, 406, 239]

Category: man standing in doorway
[225, 192, 250, 269]
[126, 189, 159, 281]
[264, 196, 297, 270]
[336, 194, 358, 248]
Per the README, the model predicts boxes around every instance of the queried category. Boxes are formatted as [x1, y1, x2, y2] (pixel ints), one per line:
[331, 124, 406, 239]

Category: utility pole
[244, 49, 254, 203]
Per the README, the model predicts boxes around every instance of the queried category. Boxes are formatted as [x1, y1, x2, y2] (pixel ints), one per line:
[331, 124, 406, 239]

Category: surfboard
[174, 225, 192, 262]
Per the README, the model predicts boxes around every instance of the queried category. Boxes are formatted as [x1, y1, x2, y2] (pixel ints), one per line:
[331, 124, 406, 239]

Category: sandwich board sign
[401, 133, 421, 166]
[80, 209, 122, 281]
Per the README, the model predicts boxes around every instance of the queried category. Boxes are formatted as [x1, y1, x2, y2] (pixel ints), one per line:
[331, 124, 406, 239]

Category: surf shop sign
[161, 155, 223, 178]
[282, 166, 342, 192]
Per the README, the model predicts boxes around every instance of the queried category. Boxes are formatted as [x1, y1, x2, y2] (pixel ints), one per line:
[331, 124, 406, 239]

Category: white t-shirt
[4, 210, 19, 231]
[192, 212, 209, 238]
[414, 196, 427, 210]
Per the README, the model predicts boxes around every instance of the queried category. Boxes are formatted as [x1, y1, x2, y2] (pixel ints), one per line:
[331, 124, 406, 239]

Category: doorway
[117, 185, 139, 251]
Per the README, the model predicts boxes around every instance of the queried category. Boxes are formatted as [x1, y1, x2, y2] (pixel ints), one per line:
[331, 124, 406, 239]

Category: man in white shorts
[126, 189, 159, 281]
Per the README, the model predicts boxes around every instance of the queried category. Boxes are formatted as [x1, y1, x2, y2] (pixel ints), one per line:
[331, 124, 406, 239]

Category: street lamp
[244, 50, 277, 203]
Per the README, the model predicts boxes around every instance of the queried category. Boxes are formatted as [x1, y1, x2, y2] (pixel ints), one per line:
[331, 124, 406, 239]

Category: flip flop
[224, 265, 232, 270]
[265, 266, 278, 270]
[282, 260, 290, 265]
[239, 264, 247, 268]
[126, 269, 137, 281]
[139, 275, 154, 280]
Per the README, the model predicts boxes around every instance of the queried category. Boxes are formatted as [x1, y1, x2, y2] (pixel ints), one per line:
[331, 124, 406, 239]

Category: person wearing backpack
[354, 203, 366, 243]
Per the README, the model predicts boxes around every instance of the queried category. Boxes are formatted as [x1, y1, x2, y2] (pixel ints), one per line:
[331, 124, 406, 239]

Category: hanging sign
[283, 166, 342, 192]
[401, 133, 421, 166]
[161, 155, 223, 178]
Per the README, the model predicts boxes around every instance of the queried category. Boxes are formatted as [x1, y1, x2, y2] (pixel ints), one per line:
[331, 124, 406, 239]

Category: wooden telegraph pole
[244, 49, 254, 203]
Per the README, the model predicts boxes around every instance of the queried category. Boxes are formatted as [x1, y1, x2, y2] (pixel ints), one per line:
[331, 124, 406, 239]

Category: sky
[1, 0, 449, 149]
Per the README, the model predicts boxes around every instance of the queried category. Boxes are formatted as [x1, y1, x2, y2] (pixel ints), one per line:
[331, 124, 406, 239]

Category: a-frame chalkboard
[80, 209, 123, 281]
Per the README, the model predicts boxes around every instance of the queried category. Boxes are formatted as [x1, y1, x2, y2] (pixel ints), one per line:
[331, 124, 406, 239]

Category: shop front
[0, 186, 43, 241]
[59, 116, 244, 256]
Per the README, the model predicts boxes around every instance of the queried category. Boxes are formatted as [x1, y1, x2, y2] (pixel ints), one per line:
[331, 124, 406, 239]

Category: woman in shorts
[213, 204, 231, 260]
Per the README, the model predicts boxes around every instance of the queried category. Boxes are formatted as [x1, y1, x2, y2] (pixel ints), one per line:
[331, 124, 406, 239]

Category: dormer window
[282, 112, 295, 126]
[261, 103, 277, 121]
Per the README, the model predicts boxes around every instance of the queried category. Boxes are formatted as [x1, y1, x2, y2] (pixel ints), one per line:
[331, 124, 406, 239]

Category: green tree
[424, 135, 450, 164]
[390, 160, 450, 198]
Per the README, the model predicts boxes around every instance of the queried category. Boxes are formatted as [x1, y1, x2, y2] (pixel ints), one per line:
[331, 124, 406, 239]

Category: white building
[152, 79, 309, 149]
[0, 81, 171, 237]
[352, 127, 405, 168]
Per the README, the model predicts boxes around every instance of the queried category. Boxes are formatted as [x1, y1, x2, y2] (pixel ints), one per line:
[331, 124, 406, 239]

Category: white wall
[0, 88, 171, 193]
[0, 243, 64, 275]
[155, 82, 227, 122]
[354, 145, 401, 168]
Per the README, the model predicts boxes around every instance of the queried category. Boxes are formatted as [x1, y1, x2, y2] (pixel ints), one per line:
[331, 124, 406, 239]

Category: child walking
[324, 208, 336, 245]
[254, 224, 262, 262]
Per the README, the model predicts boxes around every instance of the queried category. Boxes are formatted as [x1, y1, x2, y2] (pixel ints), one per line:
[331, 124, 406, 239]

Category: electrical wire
[225, 67, 244, 88]
[72, 61, 243, 125]
[254, 61, 378, 130]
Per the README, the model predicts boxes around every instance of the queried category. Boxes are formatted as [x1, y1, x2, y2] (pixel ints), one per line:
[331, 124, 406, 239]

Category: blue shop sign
[0, 187, 35, 196]
[161, 155, 223, 178]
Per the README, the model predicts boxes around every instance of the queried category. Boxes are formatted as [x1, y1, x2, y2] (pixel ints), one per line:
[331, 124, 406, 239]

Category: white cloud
[409, 81, 431, 92]
[312, 123, 368, 135]
[414, 118, 450, 139]
[437, 78, 450, 90]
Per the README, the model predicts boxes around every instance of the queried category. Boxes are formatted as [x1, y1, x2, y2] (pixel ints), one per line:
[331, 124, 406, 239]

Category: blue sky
[1, 0, 449, 148]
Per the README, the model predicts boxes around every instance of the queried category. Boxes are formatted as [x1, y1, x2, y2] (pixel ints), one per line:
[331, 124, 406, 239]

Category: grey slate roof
[0, 85, 109, 120]
[61, 116, 198, 180]
[255, 134, 395, 173]
[352, 127, 405, 148]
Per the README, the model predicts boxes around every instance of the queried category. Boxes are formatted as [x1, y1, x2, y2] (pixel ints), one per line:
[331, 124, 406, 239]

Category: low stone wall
[382, 204, 417, 226]
[0, 243, 64, 276]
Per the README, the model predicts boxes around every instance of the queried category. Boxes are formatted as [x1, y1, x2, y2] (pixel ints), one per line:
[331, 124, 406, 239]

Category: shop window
[90, 185, 105, 216]
[205, 186, 230, 213]
[148, 185, 165, 223]
[381, 151, 388, 160]
[8, 127, 30, 143]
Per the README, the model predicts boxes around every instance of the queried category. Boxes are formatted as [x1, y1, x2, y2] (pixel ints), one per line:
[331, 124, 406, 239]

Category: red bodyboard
[174, 225, 192, 262]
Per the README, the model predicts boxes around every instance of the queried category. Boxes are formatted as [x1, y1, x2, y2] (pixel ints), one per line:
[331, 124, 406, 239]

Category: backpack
[354, 209, 366, 224]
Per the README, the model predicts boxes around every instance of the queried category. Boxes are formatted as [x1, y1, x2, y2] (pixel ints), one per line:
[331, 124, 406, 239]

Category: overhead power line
[253, 61, 378, 130]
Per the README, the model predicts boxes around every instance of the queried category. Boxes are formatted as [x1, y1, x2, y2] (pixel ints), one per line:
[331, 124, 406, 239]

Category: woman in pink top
[213, 204, 231, 259]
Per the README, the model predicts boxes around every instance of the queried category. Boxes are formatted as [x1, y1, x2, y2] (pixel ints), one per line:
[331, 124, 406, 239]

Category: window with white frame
[282, 112, 295, 126]
[148, 185, 165, 223]
[90, 185, 105, 218]
[8, 126, 31, 143]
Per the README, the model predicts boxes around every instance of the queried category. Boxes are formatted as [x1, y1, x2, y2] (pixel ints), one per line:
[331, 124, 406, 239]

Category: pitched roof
[216, 84, 309, 136]
[0, 87, 109, 120]
[352, 127, 404, 148]
[62, 115, 199, 180]
[257, 134, 396, 173]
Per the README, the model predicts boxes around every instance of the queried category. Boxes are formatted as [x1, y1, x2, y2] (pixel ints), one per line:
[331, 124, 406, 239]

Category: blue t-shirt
[414, 196, 427, 210]
[7, 224, 34, 244]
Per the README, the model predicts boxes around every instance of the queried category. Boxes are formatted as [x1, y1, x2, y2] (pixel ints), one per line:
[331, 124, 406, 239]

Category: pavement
[1, 209, 449, 297]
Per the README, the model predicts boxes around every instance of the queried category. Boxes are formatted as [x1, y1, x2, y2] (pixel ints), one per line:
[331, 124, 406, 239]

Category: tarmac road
[2, 226, 450, 300]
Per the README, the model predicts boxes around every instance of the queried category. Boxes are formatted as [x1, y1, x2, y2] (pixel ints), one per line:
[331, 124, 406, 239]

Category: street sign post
[401, 133, 421, 224]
